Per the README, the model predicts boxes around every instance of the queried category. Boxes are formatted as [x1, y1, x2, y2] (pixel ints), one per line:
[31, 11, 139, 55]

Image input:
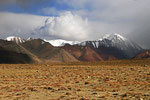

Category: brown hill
[0, 39, 39, 63]
[95, 47, 119, 60]
[62, 44, 118, 61]
[62, 44, 109, 61]
[135, 50, 150, 59]
[79, 46, 104, 61]
[21, 39, 78, 62]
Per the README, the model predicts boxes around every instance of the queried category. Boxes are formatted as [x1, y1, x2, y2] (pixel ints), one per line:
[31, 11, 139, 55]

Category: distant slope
[21, 39, 78, 62]
[135, 50, 150, 59]
[62, 44, 116, 61]
[0, 40, 39, 63]
[0, 46, 32, 64]
[78, 46, 104, 61]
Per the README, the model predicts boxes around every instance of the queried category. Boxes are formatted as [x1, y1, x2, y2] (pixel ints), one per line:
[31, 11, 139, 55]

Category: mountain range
[1, 33, 147, 63]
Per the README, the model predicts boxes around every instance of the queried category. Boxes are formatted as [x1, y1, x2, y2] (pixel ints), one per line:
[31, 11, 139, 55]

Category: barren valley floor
[0, 59, 150, 100]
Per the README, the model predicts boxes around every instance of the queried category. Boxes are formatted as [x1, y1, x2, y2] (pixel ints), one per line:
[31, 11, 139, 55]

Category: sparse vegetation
[0, 59, 149, 100]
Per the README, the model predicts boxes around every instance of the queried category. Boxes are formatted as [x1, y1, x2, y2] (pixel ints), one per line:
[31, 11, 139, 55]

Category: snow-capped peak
[27, 37, 34, 41]
[112, 33, 127, 41]
[77, 33, 142, 58]
[5, 36, 25, 44]
[98, 33, 126, 41]
[101, 34, 110, 40]
[44, 39, 80, 47]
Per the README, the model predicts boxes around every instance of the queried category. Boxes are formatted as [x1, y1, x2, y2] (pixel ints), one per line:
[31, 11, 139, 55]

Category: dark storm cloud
[63, 0, 150, 49]
[129, 12, 150, 49]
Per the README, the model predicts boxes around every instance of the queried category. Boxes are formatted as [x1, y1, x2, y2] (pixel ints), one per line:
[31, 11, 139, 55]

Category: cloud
[58, 0, 150, 48]
[129, 11, 150, 49]
[0, 0, 150, 48]
[0, 12, 47, 38]
[0, 11, 90, 41]
[37, 11, 90, 41]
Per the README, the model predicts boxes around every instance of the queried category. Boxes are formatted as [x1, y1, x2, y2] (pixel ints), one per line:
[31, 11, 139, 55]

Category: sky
[0, 0, 150, 49]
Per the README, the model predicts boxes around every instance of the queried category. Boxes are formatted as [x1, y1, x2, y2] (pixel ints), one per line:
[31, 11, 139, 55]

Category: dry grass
[0, 59, 150, 100]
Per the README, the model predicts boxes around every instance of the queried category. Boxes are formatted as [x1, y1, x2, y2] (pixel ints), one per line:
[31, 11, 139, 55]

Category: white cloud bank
[0, 11, 90, 41]
[38, 11, 90, 41]
[0, 12, 47, 38]
[57, 0, 150, 48]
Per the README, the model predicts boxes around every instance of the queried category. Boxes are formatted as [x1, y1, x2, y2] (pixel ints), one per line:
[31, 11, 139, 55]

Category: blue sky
[0, 0, 150, 48]
[0, 0, 75, 16]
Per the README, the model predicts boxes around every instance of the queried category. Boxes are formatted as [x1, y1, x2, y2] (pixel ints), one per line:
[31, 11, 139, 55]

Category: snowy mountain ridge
[4, 33, 143, 59]
[78, 33, 139, 49]
[5, 33, 142, 51]
[5, 36, 26, 44]
[78, 33, 143, 58]
[44, 39, 80, 47]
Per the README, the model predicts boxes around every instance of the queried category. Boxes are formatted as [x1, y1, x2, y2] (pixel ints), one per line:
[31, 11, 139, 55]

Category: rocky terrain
[135, 50, 150, 59]
[0, 59, 149, 100]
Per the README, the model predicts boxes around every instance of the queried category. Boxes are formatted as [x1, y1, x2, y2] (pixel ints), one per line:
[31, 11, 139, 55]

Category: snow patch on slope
[6, 36, 25, 44]
[44, 39, 80, 47]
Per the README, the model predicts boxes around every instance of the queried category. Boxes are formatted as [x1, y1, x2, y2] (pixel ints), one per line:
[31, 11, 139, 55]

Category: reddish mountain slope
[62, 44, 107, 61]
[135, 50, 150, 59]
[78, 46, 104, 61]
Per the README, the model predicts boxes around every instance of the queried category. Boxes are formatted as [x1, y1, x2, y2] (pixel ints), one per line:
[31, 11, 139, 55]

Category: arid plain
[0, 59, 149, 100]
